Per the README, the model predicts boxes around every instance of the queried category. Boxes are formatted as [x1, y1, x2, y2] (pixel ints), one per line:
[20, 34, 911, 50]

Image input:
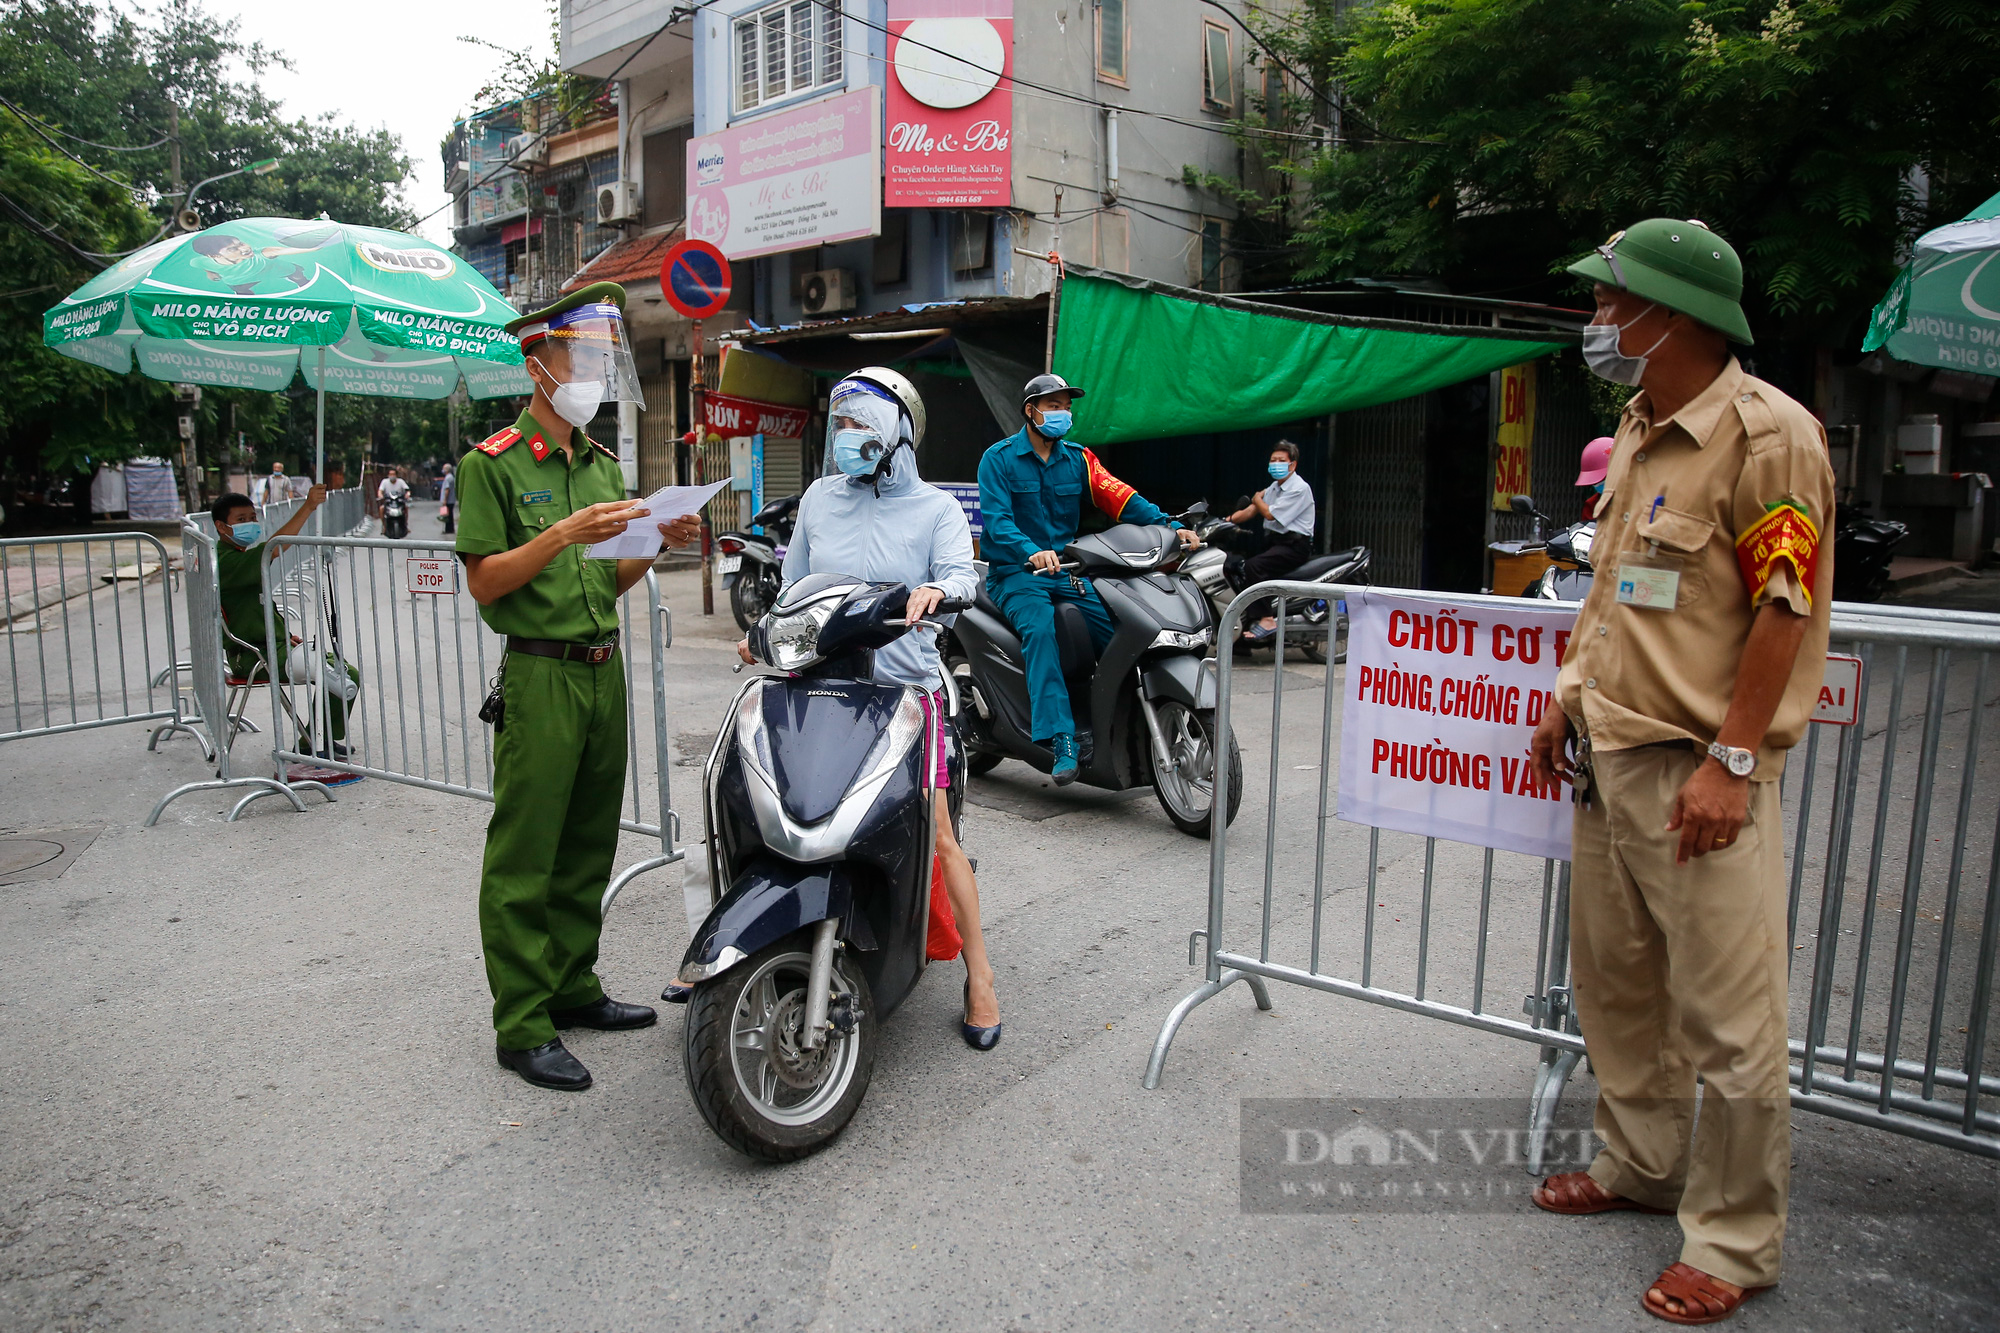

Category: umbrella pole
[314, 346, 326, 536]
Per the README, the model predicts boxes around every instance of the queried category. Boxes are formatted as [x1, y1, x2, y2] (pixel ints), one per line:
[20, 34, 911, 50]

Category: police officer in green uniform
[455, 282, 702, 1091]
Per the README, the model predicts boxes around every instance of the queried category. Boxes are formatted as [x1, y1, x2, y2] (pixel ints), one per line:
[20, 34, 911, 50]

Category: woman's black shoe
[496, 1038, 592, 1091]
[961, 977, 1002, 1051]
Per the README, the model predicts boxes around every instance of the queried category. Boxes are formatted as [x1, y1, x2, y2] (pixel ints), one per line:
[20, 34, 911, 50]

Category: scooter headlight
[1149, 627, 1211, 651]
[763, 598, 840, 671]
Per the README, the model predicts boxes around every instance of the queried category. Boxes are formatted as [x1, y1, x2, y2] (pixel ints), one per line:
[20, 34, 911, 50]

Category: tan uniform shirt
[1555, 358, 1835, 780]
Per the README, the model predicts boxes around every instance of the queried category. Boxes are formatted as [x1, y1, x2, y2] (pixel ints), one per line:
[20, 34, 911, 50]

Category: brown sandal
[1532, 1171, 1674, 1216]
[1643, 1262, 1771, 1325]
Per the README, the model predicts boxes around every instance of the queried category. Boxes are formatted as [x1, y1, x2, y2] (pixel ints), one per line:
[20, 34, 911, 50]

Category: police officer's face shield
[519, 302, 645, 407]
[821, 379, 906, 479]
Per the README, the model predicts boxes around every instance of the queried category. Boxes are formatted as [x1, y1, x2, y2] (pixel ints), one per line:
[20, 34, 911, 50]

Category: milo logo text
[355, 242, 454, 279]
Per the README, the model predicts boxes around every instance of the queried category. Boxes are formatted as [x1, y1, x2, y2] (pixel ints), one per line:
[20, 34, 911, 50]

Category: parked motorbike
[1832, 505, 1908, 603]
[719, 494, 800, 631]
[1505, 496, 1595, 602]
[674, 574, 969, 1161]
[944, 522, 1242, 838]
[381, 491, 409, 540]
[1179, 502, 1369, 664]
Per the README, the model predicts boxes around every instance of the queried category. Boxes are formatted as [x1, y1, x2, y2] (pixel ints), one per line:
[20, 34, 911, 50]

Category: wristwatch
[1707, 741, 1756, 778]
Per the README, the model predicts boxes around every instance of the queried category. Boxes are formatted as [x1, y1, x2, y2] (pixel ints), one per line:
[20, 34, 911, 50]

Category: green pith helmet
[1565, 219, 1754, 345]
[503, 280, 628, 337]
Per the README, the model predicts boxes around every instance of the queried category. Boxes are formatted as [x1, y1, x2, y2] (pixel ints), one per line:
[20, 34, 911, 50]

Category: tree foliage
[1262, 0, 2000, 342]
[0, 0, 432, 508]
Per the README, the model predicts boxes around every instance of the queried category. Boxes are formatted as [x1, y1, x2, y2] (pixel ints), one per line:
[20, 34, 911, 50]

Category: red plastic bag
[926, 856, 962, 961]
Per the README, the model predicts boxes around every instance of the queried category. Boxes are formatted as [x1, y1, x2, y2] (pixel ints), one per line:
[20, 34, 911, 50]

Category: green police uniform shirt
[454, 408, 626, 643]
[214, 538, 275, 661]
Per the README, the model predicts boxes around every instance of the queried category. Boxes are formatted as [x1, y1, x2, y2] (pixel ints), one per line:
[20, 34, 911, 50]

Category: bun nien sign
[885, 0, 1013, 208]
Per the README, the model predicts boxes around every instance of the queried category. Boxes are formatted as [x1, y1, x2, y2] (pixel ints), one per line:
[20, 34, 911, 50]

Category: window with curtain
[1097, 0, 1126, 84]
[1201, 20, 1233, 111]
[734, 0, 844, 113]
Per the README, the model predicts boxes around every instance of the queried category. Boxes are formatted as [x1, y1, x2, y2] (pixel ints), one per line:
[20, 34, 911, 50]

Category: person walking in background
[438, 463, 457, 534]
[1526, 218, 1833, 1325]
[1228, 439, 1317, 645]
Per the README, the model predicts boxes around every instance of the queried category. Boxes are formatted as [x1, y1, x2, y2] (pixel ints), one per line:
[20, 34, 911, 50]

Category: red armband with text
[1735, 501, 1821, 608]
[1081, 448, 1137, 521]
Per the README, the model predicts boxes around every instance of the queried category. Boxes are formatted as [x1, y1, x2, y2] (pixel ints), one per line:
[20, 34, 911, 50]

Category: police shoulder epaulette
[585, 433, 620, 463]
[475, 427, 521, 457]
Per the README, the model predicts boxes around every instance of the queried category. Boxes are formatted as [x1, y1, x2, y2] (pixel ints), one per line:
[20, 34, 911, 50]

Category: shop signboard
[686, 86, 882, 261]
[1491, 361, 1536, 511]
[885, 0, 1014, 207]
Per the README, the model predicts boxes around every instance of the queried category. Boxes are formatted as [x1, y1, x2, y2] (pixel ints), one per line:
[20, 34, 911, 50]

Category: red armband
[1081, 448, 1136, 521]
[1735, 501, 1821, 608]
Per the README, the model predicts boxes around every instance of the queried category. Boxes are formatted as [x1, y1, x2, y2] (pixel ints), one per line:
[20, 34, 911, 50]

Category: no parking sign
[660, 239, 732, 321]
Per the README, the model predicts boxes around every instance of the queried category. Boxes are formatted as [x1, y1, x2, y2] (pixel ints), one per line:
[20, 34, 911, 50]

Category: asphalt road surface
[1, 504, 1994, 1330]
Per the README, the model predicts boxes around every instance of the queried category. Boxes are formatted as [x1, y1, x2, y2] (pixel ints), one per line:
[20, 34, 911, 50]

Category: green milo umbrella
[42, 216, 533, 486]
[1862, 190, 2000, 375]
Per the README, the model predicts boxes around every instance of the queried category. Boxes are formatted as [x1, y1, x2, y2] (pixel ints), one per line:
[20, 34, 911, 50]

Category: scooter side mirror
[1509, 494, 1538, 516]
[1182, 501, 1209, 519]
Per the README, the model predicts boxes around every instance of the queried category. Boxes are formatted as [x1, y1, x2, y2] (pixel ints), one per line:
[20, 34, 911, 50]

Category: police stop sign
[660, 239, 732, 320]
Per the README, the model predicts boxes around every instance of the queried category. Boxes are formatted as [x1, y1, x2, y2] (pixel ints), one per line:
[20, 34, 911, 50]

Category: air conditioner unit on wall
[800, 268, 858, 316]
[505, 131, 547, 167]
[597, 181, 640, 225]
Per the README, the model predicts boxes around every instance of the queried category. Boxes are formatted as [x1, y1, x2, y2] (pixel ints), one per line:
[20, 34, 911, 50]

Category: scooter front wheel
[1151, 702, 1243, 837]
[683, 932, 876, 1162]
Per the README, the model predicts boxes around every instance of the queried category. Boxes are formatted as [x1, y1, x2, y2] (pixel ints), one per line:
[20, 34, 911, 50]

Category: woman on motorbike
[733, 368, 1003, 1049]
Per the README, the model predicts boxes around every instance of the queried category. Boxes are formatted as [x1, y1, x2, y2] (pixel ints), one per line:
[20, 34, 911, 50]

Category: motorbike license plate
[717, 554, 742, 574]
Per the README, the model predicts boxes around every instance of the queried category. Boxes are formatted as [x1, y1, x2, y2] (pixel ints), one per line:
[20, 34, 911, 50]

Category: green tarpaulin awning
[1051, 269, 1574, 445]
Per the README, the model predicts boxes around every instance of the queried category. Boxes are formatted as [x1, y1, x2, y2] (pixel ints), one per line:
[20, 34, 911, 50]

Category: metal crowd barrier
[1, 532, 183, 745]
[144, 521, 335, 819]
[147, 533, 683, 907]
[1144, 580, 2000, 1166]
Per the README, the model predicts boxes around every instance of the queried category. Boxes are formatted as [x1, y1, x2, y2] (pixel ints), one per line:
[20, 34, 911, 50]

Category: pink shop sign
[685, 86, 882, 262]
[885, 0, 1013, 208]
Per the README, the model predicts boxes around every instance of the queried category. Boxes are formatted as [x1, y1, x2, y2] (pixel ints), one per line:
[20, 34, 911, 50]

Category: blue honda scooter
[673, 574, 967, 1161]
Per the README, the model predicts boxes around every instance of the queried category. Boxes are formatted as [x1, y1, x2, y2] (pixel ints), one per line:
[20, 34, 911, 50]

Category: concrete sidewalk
[0, 510, 1993, 1330]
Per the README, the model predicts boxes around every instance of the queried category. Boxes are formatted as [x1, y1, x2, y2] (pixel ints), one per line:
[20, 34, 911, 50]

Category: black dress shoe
[497, 1038, 592, 1091]
[549, 996, 658, 1030]
[961, 977, 1003, 1052]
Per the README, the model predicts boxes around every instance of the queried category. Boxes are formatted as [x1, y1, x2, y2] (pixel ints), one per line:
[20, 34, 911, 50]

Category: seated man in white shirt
[1227, 440, 1317, 644]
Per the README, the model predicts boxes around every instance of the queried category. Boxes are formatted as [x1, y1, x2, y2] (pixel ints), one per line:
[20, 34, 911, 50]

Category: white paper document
[585, 479, 733, 559]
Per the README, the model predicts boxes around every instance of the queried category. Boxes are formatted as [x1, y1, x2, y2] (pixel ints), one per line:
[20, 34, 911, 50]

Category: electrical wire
[0, 96, 170, 150]
[0, 97, 150, 197]
[0, 189, 112, 268]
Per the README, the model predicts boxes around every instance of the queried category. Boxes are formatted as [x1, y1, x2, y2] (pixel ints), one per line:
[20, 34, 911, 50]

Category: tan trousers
[1570, 745, 1791, 1288]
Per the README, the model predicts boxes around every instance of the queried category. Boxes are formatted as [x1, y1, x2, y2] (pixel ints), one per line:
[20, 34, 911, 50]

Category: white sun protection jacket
[782, 436, 978, 691]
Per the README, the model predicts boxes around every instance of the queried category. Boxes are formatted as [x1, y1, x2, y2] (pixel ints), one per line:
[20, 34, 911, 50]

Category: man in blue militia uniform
[455, 282, 702, 1092]
[978, 373, 1197, 783]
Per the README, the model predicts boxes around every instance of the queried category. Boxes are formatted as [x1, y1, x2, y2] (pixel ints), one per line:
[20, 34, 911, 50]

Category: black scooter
[672, 575, 966, 1161]
[381, 491, 409, 540]
[1504, 495, 1595, 602]
[944, 523, 1242, 838]
[719, 494, 800, 631]
[1832, 505, 1908, 603]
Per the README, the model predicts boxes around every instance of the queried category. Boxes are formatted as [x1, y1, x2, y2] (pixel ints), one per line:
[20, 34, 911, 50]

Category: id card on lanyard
[1617, 493, 1683, 610]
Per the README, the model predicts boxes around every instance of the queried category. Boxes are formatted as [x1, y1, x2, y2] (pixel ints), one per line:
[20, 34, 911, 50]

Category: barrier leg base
[601, 849, 685, 916]
[1142, 967, 1275, 1090]
[228, 780, 334, 822]
[1524, 1045, 1584, 1175]
[147, 719, 214, 761]
[146, 775, 319, 827]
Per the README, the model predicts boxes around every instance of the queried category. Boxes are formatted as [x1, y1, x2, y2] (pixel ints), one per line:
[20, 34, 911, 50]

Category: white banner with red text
[1337, 590, 1580, 861]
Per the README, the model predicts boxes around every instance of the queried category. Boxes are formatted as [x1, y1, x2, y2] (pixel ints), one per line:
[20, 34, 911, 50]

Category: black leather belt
[506, 633, 619, 666]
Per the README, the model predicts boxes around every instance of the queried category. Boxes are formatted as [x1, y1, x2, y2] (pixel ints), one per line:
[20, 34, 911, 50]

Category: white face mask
[531, 358, 606, 428]
[1581, 303, 1671, 387]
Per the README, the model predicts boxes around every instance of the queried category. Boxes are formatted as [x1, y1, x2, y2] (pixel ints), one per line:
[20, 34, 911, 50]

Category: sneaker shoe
[1050, 733, 1080, 786]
